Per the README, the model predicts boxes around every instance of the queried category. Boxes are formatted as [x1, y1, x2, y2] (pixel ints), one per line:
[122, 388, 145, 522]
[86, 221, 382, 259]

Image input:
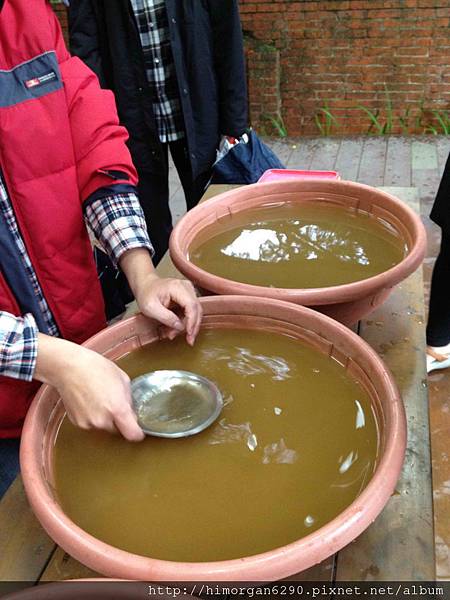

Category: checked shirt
[130, 0, 185, 143]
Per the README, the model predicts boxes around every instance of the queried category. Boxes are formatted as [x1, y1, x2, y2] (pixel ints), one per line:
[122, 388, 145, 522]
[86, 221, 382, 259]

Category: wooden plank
[266, 139, 295, 165]
[0, 477, 56, 581]
[241, 562, 335, 599]
[169, 186, 185, 225]
[201, 184, 239, 201]
[435, 135, 450, 176]
[283, 558, 335, 582]
[334, 138, 363, 181]
[309, 138, 341, 171]
[168, 155, 180, 186]
[427, 368, 450, 580]
[335, 187, 435, 581]
[169, 181, 182, 201]
[357, 137, 387, 187]
[39, 548, 99, 582]
[412, 140, 438, 171]
[411, 140, 440, 218]
[287, 139, 320, 170]
[413, 168, 440, 217]
[384, 136, 412, 187]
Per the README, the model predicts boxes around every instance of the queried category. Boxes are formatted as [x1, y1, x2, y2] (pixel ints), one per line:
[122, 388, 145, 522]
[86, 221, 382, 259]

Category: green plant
[424, 123, 439, 134]
[398, 106, 422, 135]
[354, 94, 450, 135]
[357, 85, 394, 135]
[357, 106, 385, 135]
[314, 102, 339, 136]
[398, 107, 411, 135]
[262, 113, 288, 138]
[415, 98, 426, 132]
[429, 110, 450, 135]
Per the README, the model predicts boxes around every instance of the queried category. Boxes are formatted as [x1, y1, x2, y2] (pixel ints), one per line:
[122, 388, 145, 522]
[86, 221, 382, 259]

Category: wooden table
[0, 185, 435, 584]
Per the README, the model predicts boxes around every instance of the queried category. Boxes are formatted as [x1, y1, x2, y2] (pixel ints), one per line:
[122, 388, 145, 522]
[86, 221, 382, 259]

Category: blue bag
[211, 129, 285, 185]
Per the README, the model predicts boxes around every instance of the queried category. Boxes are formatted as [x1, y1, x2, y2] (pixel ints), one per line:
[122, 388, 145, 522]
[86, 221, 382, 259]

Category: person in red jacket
[0, 0, 202, 497]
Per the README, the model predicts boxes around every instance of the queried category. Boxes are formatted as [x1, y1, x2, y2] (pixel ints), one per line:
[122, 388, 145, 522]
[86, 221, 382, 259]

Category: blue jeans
[0, 438, 20, 499]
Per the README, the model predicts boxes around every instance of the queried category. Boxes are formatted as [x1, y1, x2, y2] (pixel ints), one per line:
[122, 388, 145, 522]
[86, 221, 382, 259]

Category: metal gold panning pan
[131, 369, 223, 438]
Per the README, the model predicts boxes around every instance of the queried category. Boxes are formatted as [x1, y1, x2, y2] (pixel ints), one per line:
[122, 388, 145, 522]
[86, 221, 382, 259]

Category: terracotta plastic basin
[20, 296, 406, 582]
[169, 180, 427, 325]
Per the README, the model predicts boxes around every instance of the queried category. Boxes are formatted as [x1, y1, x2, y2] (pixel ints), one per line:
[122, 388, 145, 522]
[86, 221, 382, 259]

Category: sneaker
[426, 344, 450, 374]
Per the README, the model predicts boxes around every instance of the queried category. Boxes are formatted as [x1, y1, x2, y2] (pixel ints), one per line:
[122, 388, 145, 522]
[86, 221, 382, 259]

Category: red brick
[395, 46, 430, 56]
[52, 2, 450, 137]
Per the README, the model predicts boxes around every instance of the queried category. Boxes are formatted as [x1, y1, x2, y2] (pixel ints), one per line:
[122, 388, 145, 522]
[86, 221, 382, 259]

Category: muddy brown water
[189, 204, 406, 289]
[53, 329, 379, 562]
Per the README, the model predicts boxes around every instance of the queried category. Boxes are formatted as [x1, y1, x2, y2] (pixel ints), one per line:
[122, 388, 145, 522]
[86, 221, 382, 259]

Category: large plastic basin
[169, 180, 426, 325]
[20, 296, 406, 581]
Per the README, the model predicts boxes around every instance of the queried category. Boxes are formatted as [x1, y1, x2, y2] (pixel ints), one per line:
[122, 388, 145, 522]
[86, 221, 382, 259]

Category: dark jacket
[431, 152, 450, 234]
[69, 0, 248, 179]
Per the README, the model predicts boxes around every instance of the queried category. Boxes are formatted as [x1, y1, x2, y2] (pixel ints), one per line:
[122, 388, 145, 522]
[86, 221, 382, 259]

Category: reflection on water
[331, 459, 372, 496]
[208, 419, 253, 446]
[228, 348, 292, 381]
[339, 450, 359, 474]
[222, 224, 372, 268]
[262, 438, 298, 464]
[222, 229, 282, 262]
[304, 515, 315, 527]
[247, 433, 258, 452]
[191, 203, 406, 289]
[202, 345, 293, 381]
[355, 399, 366, 429]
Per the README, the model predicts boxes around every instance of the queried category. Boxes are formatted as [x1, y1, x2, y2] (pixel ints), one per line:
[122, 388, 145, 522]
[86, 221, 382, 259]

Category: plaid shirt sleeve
[0, 312, 38, 381]
[85, 192, 154, 267]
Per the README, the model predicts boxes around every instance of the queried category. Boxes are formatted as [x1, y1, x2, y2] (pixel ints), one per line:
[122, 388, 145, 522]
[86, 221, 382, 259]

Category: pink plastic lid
[258, 169, 340, 183]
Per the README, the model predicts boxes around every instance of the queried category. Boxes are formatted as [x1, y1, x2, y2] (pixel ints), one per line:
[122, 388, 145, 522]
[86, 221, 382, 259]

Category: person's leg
[426, 231, 450, 372]
[0, 438, 20, 499]
[136, 146, 172, 265]
[169, 140, 211, 211]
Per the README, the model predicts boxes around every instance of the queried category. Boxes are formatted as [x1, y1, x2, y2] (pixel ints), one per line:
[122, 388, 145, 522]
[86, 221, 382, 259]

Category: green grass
[314, 102, 340, 136]
[357, 85, 394, 135]
[262, 113, 288, 137]
[425, 110, 450, 135]
[260, 91, 448, 138]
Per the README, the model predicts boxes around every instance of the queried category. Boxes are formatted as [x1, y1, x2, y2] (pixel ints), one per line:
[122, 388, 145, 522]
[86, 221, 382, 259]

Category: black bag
[211, 129, 285, 185]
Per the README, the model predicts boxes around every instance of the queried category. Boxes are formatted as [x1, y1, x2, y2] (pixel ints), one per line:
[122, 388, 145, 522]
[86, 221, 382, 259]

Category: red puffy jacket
[0, 0, 138, 438]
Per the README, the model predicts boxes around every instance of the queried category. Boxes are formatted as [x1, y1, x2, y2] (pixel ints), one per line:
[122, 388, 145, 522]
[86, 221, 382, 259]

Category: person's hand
[35, 334, 144, 441]
[134, 273, 202, 346]
[119, 248, 202, 346]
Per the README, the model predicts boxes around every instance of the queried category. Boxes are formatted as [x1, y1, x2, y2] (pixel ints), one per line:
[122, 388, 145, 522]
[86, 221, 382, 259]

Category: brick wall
[240, 0, 450, 136]
[52, 1, 450, 136]
[51, 1, 69, 45]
